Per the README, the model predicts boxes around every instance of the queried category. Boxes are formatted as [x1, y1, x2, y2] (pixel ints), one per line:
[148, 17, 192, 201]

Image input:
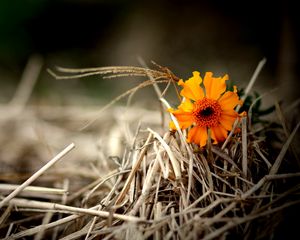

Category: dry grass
[0, 57, 299, 239]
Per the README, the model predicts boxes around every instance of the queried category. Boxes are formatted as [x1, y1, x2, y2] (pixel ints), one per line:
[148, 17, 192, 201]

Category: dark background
[0, 0, 299, 105]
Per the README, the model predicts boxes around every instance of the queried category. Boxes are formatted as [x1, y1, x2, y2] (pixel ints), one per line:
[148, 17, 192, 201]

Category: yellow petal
[219, 112, 238, 130]
[169, 121, 177, 130]
[222, 109, 238, 117]
[174, 111, 193, 123]
[169, 118, 193, 130]
[169, 110, 193, 130]
[233, 85, 238, 93]
[204, 72, 228, 100]
[168, 98, 194, 130]
[218, 91, 242, 111]
[187, 126, 207, 147]
[178, 71, 204, 101]
[211, 125, 228, 143]
[177, 98, 194, 112]
[239, 111, 247, 117]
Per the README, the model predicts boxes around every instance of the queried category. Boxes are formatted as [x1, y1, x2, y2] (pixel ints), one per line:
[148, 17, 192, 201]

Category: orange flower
[169, 71, 242, 147]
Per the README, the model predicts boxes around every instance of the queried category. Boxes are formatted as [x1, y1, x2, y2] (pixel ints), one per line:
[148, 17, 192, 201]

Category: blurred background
[0, 0, 299, 105]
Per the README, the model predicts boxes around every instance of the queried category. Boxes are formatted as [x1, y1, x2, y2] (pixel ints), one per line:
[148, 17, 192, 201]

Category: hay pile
[0, 59, 299, 239]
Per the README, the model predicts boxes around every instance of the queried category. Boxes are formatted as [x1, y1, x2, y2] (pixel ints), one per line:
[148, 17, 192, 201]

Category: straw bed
[0, 59, 299, 239]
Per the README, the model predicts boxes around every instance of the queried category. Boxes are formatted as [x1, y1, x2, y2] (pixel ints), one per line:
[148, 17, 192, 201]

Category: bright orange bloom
[169, 71, 242, 147]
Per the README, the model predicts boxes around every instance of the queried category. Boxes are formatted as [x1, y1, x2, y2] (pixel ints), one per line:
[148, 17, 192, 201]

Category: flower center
[192, 98, 222, 127]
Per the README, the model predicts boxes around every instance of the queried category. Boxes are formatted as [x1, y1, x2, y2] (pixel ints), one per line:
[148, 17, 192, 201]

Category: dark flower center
[192, 98, 222, 127]
[200, 107, 213, 117]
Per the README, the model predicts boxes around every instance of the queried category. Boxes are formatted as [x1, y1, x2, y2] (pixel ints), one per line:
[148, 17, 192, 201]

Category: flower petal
[169, 119, 192, 130]
[168, 99, 194, 130]
[187, 126, 207, 147]
[218, 91, 242, 111]
[222, 109, 238, 117]
[178, 71, 204, 101]
[211, 125, 228, 143]
[177, 98, 194, 112]
[219, 111, 238, 130]
[169, 111, 193, 130]
[204, 72, 228, 100]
